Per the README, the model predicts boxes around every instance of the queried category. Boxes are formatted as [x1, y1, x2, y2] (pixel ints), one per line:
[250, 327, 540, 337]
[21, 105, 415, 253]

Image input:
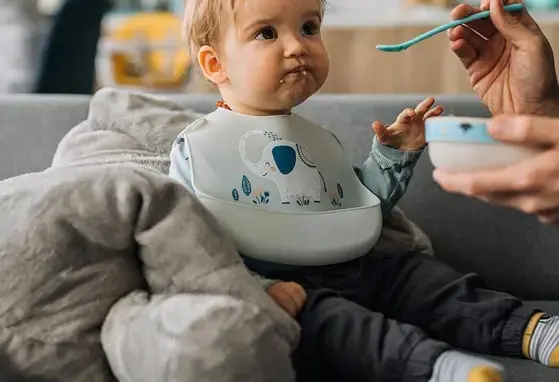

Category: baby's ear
[198, 46, 228, 85]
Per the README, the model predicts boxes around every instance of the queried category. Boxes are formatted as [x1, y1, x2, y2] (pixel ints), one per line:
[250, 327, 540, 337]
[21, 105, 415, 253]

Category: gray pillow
[102, 291, 295, 382]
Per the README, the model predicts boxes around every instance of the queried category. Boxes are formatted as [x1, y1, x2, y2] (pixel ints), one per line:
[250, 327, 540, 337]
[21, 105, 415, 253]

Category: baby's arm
[356, 136, 423, 214]
[357, 97, 443, 214]
[168, 137, 280, 290]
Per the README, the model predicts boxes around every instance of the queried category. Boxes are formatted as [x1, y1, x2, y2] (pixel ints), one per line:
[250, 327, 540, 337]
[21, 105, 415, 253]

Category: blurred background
[4, 0, 559, 96]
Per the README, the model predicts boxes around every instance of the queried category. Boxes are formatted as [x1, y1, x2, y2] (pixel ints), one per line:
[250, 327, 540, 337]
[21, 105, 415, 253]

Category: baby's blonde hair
[183, 0, 326, 60]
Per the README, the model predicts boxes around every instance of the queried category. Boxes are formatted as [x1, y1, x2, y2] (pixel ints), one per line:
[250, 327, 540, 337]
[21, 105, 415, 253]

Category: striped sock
[429, 350, 505, 382]
[523, 313, 559, 367]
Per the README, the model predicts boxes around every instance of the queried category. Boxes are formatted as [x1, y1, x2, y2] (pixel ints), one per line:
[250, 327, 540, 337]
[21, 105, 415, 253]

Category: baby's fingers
[424, 105, 444, 119]
[415, 97, 436, 116]
[373, 121, 389, 141]
[396, 108, 416, 124]
[292, 287, 307, 312]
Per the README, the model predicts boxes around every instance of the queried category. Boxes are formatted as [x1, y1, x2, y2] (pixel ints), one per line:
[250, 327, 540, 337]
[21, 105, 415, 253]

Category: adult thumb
[489, 0, 539, 48]
[488, 114, 559, 147]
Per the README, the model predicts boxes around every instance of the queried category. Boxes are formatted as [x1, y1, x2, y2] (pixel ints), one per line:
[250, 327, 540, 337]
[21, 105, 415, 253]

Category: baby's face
[220, 0, 329, 114]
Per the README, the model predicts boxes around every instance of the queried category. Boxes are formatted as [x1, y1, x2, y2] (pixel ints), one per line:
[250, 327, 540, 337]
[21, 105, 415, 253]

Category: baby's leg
[295, 288, 504, 382]
[371, 251, 559, 366]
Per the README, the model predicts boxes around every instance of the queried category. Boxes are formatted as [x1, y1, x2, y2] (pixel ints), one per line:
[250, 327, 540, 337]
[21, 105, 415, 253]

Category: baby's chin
[278, 80, 317, 108]
[249, 95, 311, 115]
[242, 79, 319, 114]
[265, 92, 311, 113]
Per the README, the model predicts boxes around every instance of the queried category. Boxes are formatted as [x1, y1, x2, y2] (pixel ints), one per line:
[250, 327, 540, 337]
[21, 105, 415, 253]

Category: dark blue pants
[246, 252, 537, 381]
[34, 0, 112, 94]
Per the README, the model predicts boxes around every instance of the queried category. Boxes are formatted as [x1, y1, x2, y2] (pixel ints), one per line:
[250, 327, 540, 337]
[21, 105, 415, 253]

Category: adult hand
[448, 0, 559, 117]
[433, 115, 559, 224]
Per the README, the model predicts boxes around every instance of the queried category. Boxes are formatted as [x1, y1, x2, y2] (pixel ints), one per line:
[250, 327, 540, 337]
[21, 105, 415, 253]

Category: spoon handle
[376, 3, 524, 52]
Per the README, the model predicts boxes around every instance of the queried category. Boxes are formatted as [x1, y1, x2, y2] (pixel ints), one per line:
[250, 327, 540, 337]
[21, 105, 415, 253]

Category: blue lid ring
[425, 117, 497, 144]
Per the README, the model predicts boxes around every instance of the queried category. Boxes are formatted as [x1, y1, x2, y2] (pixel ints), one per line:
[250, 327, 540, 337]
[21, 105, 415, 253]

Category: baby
[169, 0, 559, 381]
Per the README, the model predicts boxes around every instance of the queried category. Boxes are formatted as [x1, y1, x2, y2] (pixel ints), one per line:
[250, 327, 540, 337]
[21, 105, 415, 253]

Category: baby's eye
[255, 26, 277, 40]
[301, 21, 319, 36]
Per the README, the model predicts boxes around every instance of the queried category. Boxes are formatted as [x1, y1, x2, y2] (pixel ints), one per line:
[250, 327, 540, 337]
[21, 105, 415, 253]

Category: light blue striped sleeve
[356, 136, 424, 214]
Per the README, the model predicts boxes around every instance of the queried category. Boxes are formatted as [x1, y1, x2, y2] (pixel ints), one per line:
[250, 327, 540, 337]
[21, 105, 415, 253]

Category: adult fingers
[481, 0, 521, 10]
[449, 39, 478, 69]
[489, 0, 541, 49]
[433, 149, 559, 196]
[450, 4, 497, 41]
[452, 3, 481, 18]
[488, 115, 559, 147]
[480, 190, 559, 215]
[448, 25, 489, 54]
[434, 166, 525, 197]
[448, 4, 494, 70]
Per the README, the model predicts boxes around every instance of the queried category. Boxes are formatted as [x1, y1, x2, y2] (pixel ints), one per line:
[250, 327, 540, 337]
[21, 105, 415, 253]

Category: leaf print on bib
[330, 183, 344, 207]
[242, 175, 252, 196]
[337, 183, 344, 199]
[331, 197, 342, 207]
[263, 131, 282, 141]
[253, 191, 270, 205]
[296, 195, 311, 206]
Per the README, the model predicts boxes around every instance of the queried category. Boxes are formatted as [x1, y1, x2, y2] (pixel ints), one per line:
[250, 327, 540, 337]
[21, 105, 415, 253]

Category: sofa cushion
[399, 153, 559, 300]
[0, 94, 90, 180]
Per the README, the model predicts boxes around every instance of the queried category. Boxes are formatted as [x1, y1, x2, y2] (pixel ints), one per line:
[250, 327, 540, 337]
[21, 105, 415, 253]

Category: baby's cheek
[311, 44, 329, 78]
[248, 68, 280, 96]
[316, 58, 330, 86]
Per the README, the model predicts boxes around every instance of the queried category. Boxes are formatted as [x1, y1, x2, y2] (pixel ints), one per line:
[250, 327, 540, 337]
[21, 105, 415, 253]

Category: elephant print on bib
[239, 130, 322, 205]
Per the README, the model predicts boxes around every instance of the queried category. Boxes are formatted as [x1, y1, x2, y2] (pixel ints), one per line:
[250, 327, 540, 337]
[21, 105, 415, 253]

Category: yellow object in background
[97, 11, 190, 92]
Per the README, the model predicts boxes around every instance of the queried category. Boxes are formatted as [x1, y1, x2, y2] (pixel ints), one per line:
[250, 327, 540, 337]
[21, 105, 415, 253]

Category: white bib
[180, 108, 382, 265]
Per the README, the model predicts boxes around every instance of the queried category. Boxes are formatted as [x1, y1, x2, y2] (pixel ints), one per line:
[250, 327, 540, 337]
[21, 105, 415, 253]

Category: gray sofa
[0, 92, 558, 381]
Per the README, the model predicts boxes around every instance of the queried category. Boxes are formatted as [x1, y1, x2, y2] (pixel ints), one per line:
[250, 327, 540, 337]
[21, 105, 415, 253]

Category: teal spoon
[376, 3, 524, 52]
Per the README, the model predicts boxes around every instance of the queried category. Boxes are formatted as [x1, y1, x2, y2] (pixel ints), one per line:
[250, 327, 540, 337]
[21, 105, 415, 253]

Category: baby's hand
[266, 281, 307, 318]
[373, 97, 443, 151]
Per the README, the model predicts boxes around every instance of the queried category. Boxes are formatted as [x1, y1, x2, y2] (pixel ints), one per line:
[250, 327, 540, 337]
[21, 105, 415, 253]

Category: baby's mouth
[280, 66, 310, 84]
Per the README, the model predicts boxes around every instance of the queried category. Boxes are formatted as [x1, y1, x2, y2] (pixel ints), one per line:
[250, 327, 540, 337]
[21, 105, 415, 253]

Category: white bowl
[425, 116, 540, 172]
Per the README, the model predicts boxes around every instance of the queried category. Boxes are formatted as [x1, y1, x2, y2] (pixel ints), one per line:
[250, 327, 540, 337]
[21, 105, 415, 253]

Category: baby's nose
[284, 36, 308, 57]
